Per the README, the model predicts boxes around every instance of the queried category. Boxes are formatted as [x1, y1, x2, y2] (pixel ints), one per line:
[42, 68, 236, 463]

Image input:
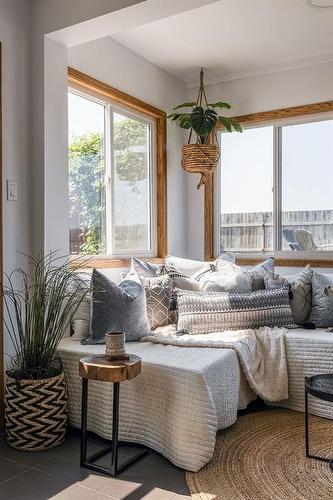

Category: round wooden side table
[305, 373, 333, 470]
[79, 354, 147, 477]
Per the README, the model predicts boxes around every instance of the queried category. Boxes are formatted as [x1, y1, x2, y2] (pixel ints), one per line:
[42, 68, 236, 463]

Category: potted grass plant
[3, 252, 88, 451]
[168, 68, 242, 189]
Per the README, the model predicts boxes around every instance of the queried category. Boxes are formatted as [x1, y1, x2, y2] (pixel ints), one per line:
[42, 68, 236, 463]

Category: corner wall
[0, 0, 32, 356]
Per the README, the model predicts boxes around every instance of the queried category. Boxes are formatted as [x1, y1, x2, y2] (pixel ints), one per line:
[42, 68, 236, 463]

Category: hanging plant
[168, 69, 242, 188]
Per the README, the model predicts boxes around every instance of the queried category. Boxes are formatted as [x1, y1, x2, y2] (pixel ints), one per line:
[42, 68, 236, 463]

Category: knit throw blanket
[142, 325, 288, 402]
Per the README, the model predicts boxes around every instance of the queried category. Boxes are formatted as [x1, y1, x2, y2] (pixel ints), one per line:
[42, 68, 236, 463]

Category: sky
[220, 119, 333, 214]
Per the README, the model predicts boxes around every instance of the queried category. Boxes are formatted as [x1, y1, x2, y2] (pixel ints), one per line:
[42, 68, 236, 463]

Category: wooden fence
[220, 209, 333, 252]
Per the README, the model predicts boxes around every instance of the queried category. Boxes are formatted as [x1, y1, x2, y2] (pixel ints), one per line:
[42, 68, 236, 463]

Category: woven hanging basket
[5, 371, 68, 452]
[181, 143, 220, 189]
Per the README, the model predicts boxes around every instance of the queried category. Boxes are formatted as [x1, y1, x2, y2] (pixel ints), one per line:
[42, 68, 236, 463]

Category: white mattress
[270, 328, 333, 418]
[58, 337, 255, 471]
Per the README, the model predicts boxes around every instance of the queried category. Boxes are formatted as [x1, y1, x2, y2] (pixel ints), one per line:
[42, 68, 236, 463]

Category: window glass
[112, 112, 151, 252]
[220, 126, 274, 253]
[281, 120, 333, 251]
[68, 91, 153, 256]
[68, 92, 106, 255]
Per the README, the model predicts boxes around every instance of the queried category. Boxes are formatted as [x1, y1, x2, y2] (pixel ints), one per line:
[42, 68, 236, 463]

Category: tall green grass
[3, 252, 90, 380]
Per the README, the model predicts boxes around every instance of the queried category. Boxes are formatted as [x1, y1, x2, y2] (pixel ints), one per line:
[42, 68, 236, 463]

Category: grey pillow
[289, 266, 312, 325]
[82, 269, 150, 344]
[265, 266, 312, 325]
[248, 257, 275, 290]
[131, 257, 165, 277]
[309, 271, 333, 328]
[176, 285, 296, 335]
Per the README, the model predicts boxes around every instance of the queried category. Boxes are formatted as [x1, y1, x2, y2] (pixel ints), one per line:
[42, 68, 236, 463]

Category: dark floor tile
[0, 468, 74, 500]
[142, 450, 182, 470]
[0, 433, 80, 467]
[0, 456, 29, 485]
[109, 458, 187, 500]
[34, 443, 142, 499]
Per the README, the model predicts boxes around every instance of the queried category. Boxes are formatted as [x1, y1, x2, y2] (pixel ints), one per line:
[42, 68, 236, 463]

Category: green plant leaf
[172, 101, 197, 111]
[178, 114, 192, 129]
[217, 116, 242, 133]
[208, 101, 232, 110]
[191, 106, 217, 137]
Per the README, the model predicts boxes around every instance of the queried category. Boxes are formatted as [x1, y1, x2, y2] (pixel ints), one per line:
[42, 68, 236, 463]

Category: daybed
[58, 327, 333, 472]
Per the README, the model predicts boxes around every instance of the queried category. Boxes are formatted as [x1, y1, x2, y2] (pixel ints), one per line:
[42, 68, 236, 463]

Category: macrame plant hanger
[182, 68, 220, 189]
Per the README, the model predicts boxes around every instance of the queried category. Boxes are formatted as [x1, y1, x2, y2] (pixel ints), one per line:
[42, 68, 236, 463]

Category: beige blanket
[142, 325, 288, 402]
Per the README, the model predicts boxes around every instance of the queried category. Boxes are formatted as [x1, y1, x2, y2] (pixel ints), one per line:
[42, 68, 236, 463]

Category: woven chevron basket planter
[5, 371, 68, 452]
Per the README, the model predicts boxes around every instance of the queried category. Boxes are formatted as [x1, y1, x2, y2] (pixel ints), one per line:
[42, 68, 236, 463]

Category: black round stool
[305, 373, 333, 470]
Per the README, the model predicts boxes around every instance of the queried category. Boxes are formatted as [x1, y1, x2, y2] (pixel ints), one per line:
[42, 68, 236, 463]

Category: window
[68, 78, 162, 258]
[218, 116, 333, 254]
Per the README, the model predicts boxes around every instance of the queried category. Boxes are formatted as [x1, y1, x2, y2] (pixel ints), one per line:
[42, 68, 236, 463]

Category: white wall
[44, 38, 69, 255]
[0, 0, 32, 356]
[187, 61, 333, 264]
[31, 0, 147, 256]
[66, 36, 188, 256]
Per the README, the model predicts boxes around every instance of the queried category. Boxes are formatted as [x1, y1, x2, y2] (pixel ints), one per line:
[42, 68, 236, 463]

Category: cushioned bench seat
[58, 337, 255, 472]
[271, 328, 333, 418]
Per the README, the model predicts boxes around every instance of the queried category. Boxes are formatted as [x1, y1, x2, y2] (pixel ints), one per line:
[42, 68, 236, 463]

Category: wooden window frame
[205, 100, 333, 267]
[0, 43, 4, 430]
[68, 67, 167, 268]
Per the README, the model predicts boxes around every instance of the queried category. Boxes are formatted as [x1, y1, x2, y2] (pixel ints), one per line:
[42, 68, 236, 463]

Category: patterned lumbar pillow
[309, 271, 333, 328]
[140, 275, 176, 329]
[83, 269, 150, 344]
[176, 285, 295, 335]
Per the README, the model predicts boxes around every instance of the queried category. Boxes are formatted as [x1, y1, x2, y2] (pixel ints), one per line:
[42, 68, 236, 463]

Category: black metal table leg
[305, 381, 333, 465]
[111, 382, 120, 475]
[305, 386, 309, 458]
[80, 378, 88, 467]
[79, 376, 147, 477]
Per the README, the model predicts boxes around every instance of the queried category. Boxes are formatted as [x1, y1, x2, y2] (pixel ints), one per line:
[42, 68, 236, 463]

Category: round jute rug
[186, 409, 333, 500]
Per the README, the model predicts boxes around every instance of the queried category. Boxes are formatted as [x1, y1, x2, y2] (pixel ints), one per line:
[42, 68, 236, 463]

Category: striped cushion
[176, 285, 296, 334]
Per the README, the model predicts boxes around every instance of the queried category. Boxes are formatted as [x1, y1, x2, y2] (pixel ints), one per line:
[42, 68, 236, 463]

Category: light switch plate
[6, 180, 18, 201]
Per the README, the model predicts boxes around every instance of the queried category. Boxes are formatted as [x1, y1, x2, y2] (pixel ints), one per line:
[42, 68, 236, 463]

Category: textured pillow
[309, 271, 333, 328]
[176, 285, 295, 335]
[198, 260, 252, 292]
[248, 257, 275, 290]
[83, 269, 150, 344]
[140, 275, 176, 329]
[264, 272, 288, 290]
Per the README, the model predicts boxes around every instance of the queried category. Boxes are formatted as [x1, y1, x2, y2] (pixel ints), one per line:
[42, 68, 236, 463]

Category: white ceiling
[111, 0, 333, 87]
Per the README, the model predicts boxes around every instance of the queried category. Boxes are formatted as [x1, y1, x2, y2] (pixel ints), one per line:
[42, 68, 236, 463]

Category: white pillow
[199, 261, 252, 292]
[165, 255, 214, 277]
[72, 296, 91, 341]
